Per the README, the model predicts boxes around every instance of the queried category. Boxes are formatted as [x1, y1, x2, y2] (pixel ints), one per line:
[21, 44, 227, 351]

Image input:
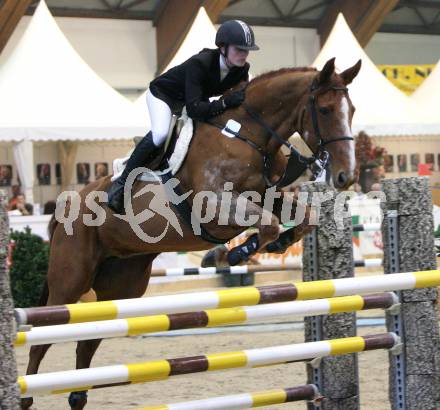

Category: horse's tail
[39, 213, 58, 307]
[48, 213, 58, 244]
[38, 279, 49, 307]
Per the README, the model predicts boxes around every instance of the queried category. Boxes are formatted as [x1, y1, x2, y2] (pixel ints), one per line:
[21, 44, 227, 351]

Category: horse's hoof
[227, 234, 259, 266]
[265, 242, 288, 254]
[68, 391, 88, 410]
[21, 397, 33, 409]
[265, 228, 296, 254]
[201, 245, 229, 268]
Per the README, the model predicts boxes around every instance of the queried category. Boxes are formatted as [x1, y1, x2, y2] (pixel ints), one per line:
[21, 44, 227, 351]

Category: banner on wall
[378, 64, 435, 95]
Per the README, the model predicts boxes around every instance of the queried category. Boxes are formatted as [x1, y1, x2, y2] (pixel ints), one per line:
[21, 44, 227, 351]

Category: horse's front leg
[262, 190, 316, 254]
[221, 192, 280, 265]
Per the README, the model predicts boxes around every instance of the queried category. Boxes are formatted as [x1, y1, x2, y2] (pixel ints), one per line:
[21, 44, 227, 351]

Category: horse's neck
[246, 73, 312, 144]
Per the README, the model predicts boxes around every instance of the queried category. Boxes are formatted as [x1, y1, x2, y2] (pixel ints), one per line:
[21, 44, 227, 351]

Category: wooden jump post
[302, 181, 358, 410]
[0, 190, 20, 409]
[382, 177, 440, 410]
[302, 177, 440, 410]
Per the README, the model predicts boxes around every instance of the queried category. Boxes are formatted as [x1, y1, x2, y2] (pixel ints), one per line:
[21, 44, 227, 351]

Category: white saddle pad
[111, 109, 194, 182]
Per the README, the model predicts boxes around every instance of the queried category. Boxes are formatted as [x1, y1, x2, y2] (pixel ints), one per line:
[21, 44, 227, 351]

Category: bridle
[206, 77, 354, 188]
[278, 79, 354, 186]
[307, 79, 353, 153]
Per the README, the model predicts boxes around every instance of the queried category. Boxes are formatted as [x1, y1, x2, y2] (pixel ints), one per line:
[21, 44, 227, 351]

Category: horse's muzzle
[334, 170, 355, 190]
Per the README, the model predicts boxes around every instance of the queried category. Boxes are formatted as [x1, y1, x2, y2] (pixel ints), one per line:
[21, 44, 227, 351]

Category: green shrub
[10, 227, 49, 308]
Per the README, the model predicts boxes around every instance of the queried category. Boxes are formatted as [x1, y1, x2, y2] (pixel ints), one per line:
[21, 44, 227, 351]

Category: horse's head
[299, 58, 361, 190]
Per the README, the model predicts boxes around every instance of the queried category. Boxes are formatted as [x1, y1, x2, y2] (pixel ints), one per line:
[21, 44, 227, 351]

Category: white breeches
[146, 88, 173, 147]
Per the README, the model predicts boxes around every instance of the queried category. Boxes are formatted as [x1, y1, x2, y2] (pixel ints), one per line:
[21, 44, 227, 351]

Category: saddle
[111, 108, 194, 182]
[111, 110, 229, 245]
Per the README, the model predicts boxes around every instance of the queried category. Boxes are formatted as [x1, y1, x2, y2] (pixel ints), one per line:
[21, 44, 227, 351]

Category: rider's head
[215, 20, 259, 68]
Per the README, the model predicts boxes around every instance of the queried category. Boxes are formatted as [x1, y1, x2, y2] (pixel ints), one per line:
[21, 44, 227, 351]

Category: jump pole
[15, 293, 398, 347]
[18, 333, 399, 398]
[137, 384, 322, 410]
[150, 263, 302, 277]
[14, 270, 440, 328]
[149, 259, 382, 277]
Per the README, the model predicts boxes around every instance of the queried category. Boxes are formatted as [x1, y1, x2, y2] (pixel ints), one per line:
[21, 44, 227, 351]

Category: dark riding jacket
[149, 48, 249, 120]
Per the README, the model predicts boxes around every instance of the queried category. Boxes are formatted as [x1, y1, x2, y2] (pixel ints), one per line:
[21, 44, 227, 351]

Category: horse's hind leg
[67, 339, 102, 410]
[21, 282, 51, 409]
[68, 254, 157, 410]
[22, 227, 103, 410]
[20, 344, 53, 409]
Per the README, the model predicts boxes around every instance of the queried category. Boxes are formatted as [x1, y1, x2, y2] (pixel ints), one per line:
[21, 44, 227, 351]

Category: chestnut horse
[22, 57, 361, 410]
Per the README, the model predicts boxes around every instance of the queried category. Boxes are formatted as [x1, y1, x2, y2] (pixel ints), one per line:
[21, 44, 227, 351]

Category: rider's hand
[222, 89, 246, 108]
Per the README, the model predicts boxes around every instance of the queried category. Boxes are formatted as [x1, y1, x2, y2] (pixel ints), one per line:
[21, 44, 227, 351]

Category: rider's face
[224, 45, 249, 67]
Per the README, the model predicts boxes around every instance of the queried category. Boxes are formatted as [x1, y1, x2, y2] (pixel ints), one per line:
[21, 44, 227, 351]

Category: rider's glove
[222, 89, 246, 109]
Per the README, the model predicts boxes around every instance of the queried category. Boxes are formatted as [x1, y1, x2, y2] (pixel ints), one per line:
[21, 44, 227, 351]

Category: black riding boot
[107, 131, 160, 214]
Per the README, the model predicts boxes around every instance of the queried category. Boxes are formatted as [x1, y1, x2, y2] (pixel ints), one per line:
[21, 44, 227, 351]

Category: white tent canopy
[163, 7, 217, 72]
[0, 0, 147, 141]
[134, 7, 216, 114]
[411, 59, 440, 123]
[313, 14, 438, 136]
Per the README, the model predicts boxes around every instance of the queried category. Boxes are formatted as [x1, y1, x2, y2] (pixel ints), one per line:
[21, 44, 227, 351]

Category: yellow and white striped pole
[14, 270, 440, 327]
[18, 333, 398, 397]
[15, 293, 397, 347]
[138, 384, 321, 410]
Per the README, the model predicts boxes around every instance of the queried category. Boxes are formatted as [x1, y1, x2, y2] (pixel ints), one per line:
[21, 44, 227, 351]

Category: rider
[107, 20, 260, 214]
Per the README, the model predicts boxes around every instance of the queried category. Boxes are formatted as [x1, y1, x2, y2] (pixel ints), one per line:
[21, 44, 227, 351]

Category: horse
[21, 57, 361, 410]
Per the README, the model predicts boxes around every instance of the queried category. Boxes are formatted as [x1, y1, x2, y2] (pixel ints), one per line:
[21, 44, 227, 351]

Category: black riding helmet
[215, 20, 259, 51]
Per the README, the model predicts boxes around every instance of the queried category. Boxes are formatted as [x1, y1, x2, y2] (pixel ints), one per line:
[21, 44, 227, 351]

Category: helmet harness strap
[220, 44, 231, 65]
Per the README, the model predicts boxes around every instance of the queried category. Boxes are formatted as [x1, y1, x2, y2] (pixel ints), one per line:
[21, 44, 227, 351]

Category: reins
[205, 77, 353, 188]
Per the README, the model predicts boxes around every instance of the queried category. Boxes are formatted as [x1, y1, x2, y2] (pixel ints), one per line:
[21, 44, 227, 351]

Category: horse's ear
[318, 57, 336, 85]
[340, 59, 362, 85]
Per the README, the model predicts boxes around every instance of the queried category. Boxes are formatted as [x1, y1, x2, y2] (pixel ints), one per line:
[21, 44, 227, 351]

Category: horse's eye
[319, 107, 330, 115]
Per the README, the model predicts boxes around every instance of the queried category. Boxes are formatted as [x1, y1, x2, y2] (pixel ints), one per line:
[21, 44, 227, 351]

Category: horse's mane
[249, 66, 317, 87]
